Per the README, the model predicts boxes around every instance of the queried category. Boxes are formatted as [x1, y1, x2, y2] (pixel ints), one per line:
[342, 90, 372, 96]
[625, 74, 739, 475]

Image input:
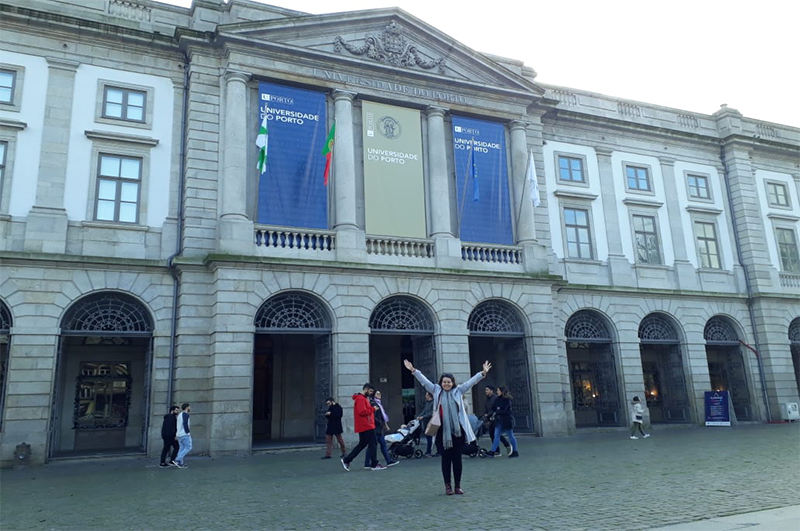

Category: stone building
[0, 0, 798, 466]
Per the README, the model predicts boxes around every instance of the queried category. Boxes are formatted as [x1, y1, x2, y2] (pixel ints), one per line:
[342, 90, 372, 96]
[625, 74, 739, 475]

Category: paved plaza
[1, 424, 798, 530]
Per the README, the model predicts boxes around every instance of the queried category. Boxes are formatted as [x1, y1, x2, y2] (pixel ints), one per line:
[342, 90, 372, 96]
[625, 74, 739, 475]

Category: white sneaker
[630, 436, 639, 440]
[643, 434, 651, 438]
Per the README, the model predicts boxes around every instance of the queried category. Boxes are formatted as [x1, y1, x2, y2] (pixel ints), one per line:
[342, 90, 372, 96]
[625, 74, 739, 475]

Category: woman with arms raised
[403, 358, 492, 495]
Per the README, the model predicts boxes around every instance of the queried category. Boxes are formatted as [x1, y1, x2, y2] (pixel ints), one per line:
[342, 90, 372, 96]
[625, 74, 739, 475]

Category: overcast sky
[164, 0, 800, 127]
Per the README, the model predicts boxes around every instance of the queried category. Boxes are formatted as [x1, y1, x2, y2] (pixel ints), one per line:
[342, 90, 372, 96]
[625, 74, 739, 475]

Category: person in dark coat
[159, 405, 180, 467]
[416, 391, 436, 456]
[487, 386, 519, 458]
[322, 397, 346, 459]
[483, 385, 510, 455]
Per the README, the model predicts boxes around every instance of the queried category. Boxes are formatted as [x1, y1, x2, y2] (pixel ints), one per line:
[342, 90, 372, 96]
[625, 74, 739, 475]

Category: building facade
[0, 0, 799, 466]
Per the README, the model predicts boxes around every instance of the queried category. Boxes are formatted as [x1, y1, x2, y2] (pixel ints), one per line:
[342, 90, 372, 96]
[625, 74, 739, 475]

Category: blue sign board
[451, 116, 513, 245]
[257, 82, 328, 229]
[704, 391, 731, 426]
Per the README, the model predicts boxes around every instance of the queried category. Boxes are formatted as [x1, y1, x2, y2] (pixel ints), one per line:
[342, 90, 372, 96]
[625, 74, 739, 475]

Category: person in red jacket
[341, 383, 386, 471]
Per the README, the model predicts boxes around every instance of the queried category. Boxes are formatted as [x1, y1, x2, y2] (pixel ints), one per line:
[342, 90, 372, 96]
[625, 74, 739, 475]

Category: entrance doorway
[0, 301, 11, 430]
[704, 316, 752, 420]
[638, 313, 691, 423]
[790, 318, 800, 395]
[50, 292, 153, 457]
[565, 310, 621, 427]
[368, 296, 436, 426]
[468, 300, 533, 431]
[252, 292, 332, 446]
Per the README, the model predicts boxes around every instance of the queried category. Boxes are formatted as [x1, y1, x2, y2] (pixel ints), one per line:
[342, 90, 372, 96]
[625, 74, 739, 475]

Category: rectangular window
[103, 87, 146, 122]
[687, 173, 710, 199]
[626, 165, 651, 191]
[767, 182, 790, 207]
[777, 228, 800, 272]
[695, 221, 721, 269]
[564, 207, 592, 259]
[0, 70, 14, 104]
[95, 154, 141, 223]
[633, 214, 661, 264]
[558, 155, 585, 183]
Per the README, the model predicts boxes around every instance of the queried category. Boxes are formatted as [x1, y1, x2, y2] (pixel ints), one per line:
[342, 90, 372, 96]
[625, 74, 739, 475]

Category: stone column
[218, 71, 254, 254]
[659, 156, 699, 290]
[595, 146, 634, 286]
[509, 121, 536, 244]
[332, 90, 358, 231]
[24, 58, 79, 253]
[425, 106, 452, 238]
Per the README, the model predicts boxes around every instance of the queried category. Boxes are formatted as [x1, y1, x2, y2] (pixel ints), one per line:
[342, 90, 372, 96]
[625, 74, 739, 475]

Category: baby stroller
[385, 419, 424, 459]
[462, 414, 489, 458]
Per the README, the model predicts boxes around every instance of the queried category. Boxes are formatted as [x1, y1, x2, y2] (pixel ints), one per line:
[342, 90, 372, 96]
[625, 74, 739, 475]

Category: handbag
[425, 408, 441, 436]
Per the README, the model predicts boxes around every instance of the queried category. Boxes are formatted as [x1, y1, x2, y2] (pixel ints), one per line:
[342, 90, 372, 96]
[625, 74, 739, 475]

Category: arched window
[639, 313, 679, 343]
[254, 292, 331, 332]
[468, 300, 524, 336]
[0, 300, 10, 334]
[565, 310, 611, 342]
[789, 318, 800, 344]
[61, 292, 153, 336]
[369, 296, 434, 333]
[704, 316, 739, 343]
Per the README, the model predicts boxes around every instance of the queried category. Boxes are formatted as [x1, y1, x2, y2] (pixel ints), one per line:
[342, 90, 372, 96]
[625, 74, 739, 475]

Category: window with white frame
[694, 221, 721, 269]
[0, 70, 15, 104]
[633, 214, 661, 264]
[766, 182, 790, 208]
[687, 173, 711, 200]
[626, 165, 651, 192]
[564, 207, 593, 259]
[558, 155, 585, 183]
[103, 86, 146, 122]
[777, 228, 800, 272]
[95, 154, 141, 223]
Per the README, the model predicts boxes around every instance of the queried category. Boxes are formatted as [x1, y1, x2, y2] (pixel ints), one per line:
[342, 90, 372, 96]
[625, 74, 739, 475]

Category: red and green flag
[321, 121, 335, 186]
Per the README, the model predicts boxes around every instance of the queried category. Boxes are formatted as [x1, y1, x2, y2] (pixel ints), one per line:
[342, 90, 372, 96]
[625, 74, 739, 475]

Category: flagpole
[514, 149, 530, 244]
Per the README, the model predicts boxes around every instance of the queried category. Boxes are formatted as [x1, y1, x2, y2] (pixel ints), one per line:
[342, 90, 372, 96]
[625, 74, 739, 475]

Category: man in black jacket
[483, 386, 510, 455]
[159, 405, 180, 468]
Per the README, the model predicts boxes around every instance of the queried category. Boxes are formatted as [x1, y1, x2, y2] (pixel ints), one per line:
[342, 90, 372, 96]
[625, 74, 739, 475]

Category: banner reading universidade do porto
[257, 82, 328, 229]
[362, 101, 426, 238]
[451, 116, 513, 245]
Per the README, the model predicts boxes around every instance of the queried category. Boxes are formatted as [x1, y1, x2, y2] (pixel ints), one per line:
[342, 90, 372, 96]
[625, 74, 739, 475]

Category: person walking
[487, 387, 519, 458]
[483, 385, 511, 456]
[630, 396, 650, 439]
[175, 403, 192, 469]
[159, 405, 180, 468]
[416, 391, 435, 457]
[341, 383, 386, 472]
[322, 397, 346, 459]
[403, 358, 492, 495]
[369, 390, 398, 467]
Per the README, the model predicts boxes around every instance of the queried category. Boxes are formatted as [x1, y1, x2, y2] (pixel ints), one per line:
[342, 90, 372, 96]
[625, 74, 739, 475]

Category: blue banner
[704, 391, 731, 426]
[452, 116, 513, 245]
[257, 82, 328, 229]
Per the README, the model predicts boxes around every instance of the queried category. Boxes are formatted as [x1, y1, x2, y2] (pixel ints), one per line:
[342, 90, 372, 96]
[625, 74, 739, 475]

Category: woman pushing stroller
[403, 358, 492, 495]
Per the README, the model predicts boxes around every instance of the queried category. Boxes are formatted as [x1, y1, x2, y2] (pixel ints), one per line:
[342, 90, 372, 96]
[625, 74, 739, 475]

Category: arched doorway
[790, 318, 800, 395]
[252, 292, 332, 446]
[704, 316, 752, 420]
[638, 313, 690, 423]
[51, 292, 153, 457]
[369, 296, 436, 425]
[0, 300, 11, 430]
[565, 310, 621, 427]
[468, 300, 533, 431]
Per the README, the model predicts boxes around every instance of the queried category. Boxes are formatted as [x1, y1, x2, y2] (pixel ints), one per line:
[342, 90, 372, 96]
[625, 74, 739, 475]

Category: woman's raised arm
[404, 358, 436, 394]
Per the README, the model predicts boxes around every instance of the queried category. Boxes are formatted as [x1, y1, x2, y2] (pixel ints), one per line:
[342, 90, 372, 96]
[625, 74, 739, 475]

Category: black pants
[489, 422, 510, 448]
[435, 430, 465, 487]
[343, 430, 377, 467]
[160, 438, 179, 464]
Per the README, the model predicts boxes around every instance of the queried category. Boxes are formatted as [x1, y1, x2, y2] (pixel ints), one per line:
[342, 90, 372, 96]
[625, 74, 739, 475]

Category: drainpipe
[718, 143, 772, 421]
[166, 51, 189, 409]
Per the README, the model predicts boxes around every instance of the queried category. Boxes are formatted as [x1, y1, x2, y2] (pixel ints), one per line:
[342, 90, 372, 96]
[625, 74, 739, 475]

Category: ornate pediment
[333, 21, 445, 74]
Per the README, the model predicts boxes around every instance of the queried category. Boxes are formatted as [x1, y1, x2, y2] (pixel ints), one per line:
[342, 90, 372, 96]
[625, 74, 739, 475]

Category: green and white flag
[256, 114, 269, 174]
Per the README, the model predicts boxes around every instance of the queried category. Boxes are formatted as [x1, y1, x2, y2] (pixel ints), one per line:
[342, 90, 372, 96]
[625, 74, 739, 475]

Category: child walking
[629, 396, 650, 439]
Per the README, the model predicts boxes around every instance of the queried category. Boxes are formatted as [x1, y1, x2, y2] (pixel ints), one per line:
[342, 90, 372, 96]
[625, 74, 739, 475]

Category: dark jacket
[368, 395, 385, 433]
[492, 396, 514, 430]
[325, 403, 343, 435]
[419, 399, 434, 430]
[484, 394, 498, 419]
[160, 413, 177, 440]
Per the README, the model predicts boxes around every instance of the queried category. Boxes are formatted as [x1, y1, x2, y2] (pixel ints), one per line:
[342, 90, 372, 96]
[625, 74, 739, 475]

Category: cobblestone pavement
[1, 424, 798, 531]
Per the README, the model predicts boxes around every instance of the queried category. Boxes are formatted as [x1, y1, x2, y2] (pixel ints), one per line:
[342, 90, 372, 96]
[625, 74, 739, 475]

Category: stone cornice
[0, 118, 27, 131]
[84, 130, 159, 147]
